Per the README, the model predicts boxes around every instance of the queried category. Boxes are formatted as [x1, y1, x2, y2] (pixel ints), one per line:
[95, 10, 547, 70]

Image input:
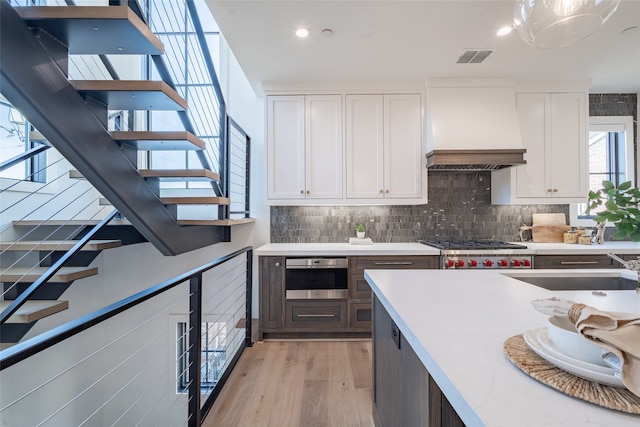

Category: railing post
[245, 250, 253, 346]
[188, 274, 203, 427]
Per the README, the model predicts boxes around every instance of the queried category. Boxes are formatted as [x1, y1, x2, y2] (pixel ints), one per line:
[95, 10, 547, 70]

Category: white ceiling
[205, 0, 640, 95]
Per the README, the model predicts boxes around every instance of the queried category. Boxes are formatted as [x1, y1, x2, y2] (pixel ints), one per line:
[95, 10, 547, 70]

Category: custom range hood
[425, 80, 526, 171]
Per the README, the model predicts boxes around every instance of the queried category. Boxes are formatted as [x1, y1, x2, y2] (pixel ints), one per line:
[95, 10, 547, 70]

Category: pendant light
[513, 0, 621, 48]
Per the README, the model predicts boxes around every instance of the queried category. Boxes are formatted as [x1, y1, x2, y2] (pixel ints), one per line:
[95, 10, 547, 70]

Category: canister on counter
[578, 235, 592, 245]
[563, 231, 578, 244]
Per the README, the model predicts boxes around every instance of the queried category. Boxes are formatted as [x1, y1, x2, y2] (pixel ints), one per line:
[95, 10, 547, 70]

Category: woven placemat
[504, 334, 640, 415]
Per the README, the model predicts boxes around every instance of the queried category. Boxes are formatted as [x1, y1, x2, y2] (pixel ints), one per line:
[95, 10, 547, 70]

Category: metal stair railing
[0, 246, 253, 427]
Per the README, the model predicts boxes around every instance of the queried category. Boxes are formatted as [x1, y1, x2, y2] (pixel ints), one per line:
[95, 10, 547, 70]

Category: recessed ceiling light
[497, 26, 513, 36]
[296, 28, 309, 38]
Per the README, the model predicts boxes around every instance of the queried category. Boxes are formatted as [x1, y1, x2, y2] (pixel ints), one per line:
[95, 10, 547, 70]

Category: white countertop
[524, 241, 640, 255]
[255, 241, 640, 257]
[254, 242, 440, 256]
[365, 268, 640, 426]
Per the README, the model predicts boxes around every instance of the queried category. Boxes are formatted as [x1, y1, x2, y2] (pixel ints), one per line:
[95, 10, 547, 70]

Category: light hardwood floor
[203, 340, 374, 427]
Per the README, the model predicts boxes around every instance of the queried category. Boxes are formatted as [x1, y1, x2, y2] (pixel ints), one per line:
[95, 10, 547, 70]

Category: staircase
[1, 1, 252, 257]
[0, 0, 252, 344]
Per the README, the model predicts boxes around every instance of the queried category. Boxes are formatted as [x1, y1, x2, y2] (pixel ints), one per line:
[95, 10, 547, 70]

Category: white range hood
[425, 79, 526, 171]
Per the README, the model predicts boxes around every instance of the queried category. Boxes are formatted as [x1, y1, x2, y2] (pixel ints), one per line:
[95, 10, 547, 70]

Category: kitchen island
[365, 269, 640, 426]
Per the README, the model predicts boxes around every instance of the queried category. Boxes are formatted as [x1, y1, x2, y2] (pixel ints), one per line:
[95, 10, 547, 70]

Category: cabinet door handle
[559, 261, 599, 265]
[385, 189, 390, 193]
[297, 314, 336, 318]
[374, 261, 413, 265]
[275, 262, 280, 267]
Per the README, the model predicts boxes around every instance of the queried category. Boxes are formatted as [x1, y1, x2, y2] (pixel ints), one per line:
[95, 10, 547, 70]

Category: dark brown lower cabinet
[372, 295, 465, 427]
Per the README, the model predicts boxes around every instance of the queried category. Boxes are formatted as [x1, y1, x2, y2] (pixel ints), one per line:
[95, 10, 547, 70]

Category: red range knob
[457, 260, 465, 267]
[448, 259, 455, 268]
[522, 259, 531, 267]
[469, 259, 478, 267]
[512, 259, 521, 267]
[498, 259, 508, 267]
[483, 259, 493, 267]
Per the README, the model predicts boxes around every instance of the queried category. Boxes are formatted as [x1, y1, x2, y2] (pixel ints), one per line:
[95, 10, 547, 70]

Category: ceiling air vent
[456, 49, 493, 64]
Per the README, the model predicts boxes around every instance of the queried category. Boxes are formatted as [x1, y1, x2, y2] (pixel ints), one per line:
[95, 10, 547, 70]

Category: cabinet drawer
[285, 300, 347, 329]
[350, 274, 372, 299]
[351, 256, 437, 272]
[534, 255, 615, 269]
[349, 302, 372, 330]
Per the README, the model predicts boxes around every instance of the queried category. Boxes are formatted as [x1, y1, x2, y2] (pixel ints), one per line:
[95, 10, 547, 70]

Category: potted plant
[355, 224, 366, 239]
[586, 180, 640, 241]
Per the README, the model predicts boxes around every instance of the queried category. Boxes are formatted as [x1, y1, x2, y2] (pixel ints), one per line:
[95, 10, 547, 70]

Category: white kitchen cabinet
[266, 95, 343, 201]
[346, 94, 423, 200]
[492, 91, 587, 204]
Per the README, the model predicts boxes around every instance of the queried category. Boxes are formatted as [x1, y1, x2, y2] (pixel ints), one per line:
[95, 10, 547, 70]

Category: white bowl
[546, 315, 606, 366]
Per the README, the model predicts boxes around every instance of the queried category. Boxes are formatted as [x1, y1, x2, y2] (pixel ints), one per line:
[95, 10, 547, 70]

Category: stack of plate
[523, 327, 624, 388]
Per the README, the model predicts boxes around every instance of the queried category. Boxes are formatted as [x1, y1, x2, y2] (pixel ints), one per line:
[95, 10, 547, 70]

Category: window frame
[570, 115, 636, 227]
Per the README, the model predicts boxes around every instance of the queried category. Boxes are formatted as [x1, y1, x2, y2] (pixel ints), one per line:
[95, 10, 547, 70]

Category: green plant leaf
[602, 180, 615, 190]
[605, 200, 618, 210]
[619, 181, 633, 191]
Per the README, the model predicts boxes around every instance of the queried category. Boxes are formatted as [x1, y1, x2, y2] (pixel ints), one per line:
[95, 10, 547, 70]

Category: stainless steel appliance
[285, 258, 349, 299]
[420, 240, 534, 269]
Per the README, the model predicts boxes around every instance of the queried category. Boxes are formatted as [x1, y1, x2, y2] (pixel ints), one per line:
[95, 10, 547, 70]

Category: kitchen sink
[512, 275, 638, 291]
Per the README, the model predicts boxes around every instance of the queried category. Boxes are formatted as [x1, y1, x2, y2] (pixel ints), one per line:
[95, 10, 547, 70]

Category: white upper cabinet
[492, 91, 587, 204]
[346, 94, 423, 200]
[266, 91, 425, 205]
[267, 95, 343, 201]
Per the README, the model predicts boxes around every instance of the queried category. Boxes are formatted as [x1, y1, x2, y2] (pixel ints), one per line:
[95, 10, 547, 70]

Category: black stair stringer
[0, 1, 229, 255]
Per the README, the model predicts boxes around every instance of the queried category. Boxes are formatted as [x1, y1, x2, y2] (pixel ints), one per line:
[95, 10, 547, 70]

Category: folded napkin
[530, 296, 576, 317]
[568, 303, 640, 397]
[349, 237, 373, 245]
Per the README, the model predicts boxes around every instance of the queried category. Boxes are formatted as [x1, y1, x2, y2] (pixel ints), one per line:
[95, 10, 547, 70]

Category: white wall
[218, 35, 268, 319]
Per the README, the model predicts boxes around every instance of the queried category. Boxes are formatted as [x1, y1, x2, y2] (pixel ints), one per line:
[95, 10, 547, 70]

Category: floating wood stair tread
[159, 196, 230, 205]
[70, 80, 187, 111]
[69, 170, 84, 179]
[139, 169, 220, 182]
[177, 218, 255, 226]
[0, 239, 121, 251]
[110, 131, 206, 150]
[16, 6, 163, 55]
[0, 266, 98, 282]
[1, 300, 69, 323]
[29, 131, 46, 142]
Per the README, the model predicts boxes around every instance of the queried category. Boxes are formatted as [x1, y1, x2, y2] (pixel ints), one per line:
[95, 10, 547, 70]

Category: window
[0, 101, 47, 183]
[570, 116, 635, 226]
[176, 321, 227, 393]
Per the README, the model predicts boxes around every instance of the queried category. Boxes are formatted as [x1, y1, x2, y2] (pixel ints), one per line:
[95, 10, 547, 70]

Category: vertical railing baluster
[188, 274, 203, 427]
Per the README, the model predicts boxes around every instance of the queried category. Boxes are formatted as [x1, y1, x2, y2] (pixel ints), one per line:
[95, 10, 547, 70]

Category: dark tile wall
[270, 172, 569, 243]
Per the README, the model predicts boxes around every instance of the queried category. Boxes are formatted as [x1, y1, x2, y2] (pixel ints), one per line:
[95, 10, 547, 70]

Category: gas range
[419, 240, 534, 269]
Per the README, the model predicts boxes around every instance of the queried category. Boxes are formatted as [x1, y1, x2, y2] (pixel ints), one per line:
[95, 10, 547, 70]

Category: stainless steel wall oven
[285, 258, 348, 299]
